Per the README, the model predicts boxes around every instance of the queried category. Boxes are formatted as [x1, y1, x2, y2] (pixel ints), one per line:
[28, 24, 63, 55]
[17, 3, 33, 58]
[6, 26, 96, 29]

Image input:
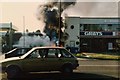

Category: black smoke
[37, 0, 76, 43]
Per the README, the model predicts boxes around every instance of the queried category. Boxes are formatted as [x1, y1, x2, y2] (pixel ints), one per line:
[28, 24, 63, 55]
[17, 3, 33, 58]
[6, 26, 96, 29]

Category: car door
[60, 48, 76, 65]
[21, 49, 48, 72]
[43, 48, 64, 71]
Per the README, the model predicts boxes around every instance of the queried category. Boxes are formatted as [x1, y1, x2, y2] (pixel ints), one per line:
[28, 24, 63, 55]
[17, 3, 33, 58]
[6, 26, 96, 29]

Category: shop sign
[84, 32, 102, 36]
[80, 31, 113, 36]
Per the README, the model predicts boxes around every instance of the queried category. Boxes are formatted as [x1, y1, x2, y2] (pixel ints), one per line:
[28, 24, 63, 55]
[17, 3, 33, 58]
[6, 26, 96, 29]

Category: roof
[65, 17, 120, 24]
[65, 16, 120, 19]
[32, 46, 65, 49]
[0, 23, 18, 31]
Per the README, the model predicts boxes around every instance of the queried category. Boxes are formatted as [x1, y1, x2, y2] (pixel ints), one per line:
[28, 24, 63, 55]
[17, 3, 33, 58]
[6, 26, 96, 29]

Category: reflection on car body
[0, 47, 79, 79]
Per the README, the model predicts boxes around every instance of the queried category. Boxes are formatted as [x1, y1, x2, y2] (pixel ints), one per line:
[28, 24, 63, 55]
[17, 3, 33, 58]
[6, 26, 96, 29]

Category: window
[61, 49, 73, 58]
[46, 49, 61, 58]
[76, 41, 79, 45]
[39, 49, 47, 58]
[108, 43, 113, 50]
[108, 24, 112, 26]
[28, 50, 41, 58]
[70, 25, 74, 29]
[70, 41, 75, 47]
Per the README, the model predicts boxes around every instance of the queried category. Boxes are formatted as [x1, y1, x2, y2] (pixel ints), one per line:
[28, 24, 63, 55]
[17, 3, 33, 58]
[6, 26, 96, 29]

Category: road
[0, 59, 119, 80]
[78, 59, 119, 79]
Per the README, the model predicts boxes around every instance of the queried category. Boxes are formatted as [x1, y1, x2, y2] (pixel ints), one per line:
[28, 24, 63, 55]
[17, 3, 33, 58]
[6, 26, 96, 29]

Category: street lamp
[58, 0, 61, 46]
[9, 22, 13, 50]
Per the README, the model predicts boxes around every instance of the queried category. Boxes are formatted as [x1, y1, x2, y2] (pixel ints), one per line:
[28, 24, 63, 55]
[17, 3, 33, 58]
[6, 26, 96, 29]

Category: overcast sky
[0, 0, 119, 32]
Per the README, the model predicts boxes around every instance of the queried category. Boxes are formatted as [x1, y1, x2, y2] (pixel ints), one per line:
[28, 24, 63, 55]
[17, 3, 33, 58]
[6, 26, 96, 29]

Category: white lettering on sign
[84, 32, 103, 36]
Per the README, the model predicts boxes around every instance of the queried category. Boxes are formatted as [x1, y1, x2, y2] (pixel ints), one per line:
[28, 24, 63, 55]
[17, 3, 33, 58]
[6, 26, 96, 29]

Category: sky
[1, 2, 45, 32]
[0, 0, 119, 32]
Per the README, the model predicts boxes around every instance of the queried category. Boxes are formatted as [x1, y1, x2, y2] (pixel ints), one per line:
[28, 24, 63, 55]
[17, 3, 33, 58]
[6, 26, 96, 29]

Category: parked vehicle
[0, 47, 79, 78]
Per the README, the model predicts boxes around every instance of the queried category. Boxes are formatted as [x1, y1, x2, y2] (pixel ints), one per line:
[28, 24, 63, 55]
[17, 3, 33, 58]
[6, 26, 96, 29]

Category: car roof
[32, 46, 65, 49]
[14, 47, 31, 49]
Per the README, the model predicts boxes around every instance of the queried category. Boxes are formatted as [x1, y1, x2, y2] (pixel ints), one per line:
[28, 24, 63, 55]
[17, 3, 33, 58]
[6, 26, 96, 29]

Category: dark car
[5, 48, 31, 58]
[1, 47, 79, 78]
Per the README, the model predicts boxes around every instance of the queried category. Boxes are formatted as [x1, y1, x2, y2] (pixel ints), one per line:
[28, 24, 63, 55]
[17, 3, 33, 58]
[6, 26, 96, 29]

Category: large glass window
[81, 24, 119, 31]
[82, 24, 103, 31]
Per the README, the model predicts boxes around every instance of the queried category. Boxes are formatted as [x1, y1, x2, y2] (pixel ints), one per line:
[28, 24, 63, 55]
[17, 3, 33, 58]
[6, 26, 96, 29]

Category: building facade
[65, 17, 120, 52]
[0, 22, 18, 52]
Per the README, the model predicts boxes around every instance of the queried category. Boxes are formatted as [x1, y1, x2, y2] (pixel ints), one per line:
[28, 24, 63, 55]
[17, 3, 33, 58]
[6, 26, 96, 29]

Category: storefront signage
[84, 32, 102, 36]
[80, 31, 113, 36]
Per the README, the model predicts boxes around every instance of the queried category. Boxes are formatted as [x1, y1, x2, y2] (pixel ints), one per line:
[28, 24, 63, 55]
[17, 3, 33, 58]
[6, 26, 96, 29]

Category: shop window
[108, 24, 112, 26]
[70, 25, 74, 29]
[117, 27, 120, 31]
[83, 24, 89, 31]
[108, 43, 113, 50]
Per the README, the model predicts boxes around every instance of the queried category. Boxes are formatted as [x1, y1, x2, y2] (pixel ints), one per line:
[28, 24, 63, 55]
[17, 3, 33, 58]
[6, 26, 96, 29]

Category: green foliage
[75, 53, 120, 60]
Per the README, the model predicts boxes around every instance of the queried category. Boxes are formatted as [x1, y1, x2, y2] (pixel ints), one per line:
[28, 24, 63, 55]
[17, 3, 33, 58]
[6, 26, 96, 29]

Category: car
[0, 47, 79, 78]
[5, 48, 31, 58]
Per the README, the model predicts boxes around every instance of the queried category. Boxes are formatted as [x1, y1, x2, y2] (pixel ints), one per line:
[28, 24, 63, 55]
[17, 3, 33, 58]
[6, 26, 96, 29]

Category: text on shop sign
[84, 32, 102, 36]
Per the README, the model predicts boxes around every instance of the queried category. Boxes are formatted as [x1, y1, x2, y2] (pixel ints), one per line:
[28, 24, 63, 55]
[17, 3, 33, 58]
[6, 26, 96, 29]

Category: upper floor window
[80, 24, 119, 31]
[70, 25, 74, 29]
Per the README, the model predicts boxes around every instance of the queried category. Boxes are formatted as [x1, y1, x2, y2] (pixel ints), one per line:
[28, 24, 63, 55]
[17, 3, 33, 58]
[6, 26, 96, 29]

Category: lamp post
[23, 16, 25, 48]
[9, 22, 13, 50]
[58, 0, 61, 46]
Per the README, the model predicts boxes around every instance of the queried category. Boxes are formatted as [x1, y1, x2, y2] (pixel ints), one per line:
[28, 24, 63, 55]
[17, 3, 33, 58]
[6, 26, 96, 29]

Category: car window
[56, 49, 62, 58]
[27, 50, 41, 58]
[45, 49, 61, 58]
[47, 49, 56, 58]
[17, 49, 27, 54]
[60, 49, 73, 58]
[39, 49, 47, 58]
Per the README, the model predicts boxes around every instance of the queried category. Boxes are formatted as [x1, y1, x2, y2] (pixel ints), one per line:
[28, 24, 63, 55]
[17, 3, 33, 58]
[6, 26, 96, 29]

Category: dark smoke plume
[37, 0, 76, 41]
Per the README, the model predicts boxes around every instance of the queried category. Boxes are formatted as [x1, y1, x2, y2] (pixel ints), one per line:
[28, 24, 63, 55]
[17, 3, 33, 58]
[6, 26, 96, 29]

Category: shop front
[80, 31, 120, 52]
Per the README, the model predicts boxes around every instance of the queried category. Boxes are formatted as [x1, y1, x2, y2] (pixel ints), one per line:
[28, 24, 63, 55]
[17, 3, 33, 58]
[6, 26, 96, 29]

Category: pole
[23, 16, 25, 48]
[9, 22, 12, 50]
[59, 0, 61, 46]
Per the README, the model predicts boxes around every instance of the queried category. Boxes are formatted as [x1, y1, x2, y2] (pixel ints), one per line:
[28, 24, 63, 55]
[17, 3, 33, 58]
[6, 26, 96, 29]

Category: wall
[65, 17, 80, 48]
